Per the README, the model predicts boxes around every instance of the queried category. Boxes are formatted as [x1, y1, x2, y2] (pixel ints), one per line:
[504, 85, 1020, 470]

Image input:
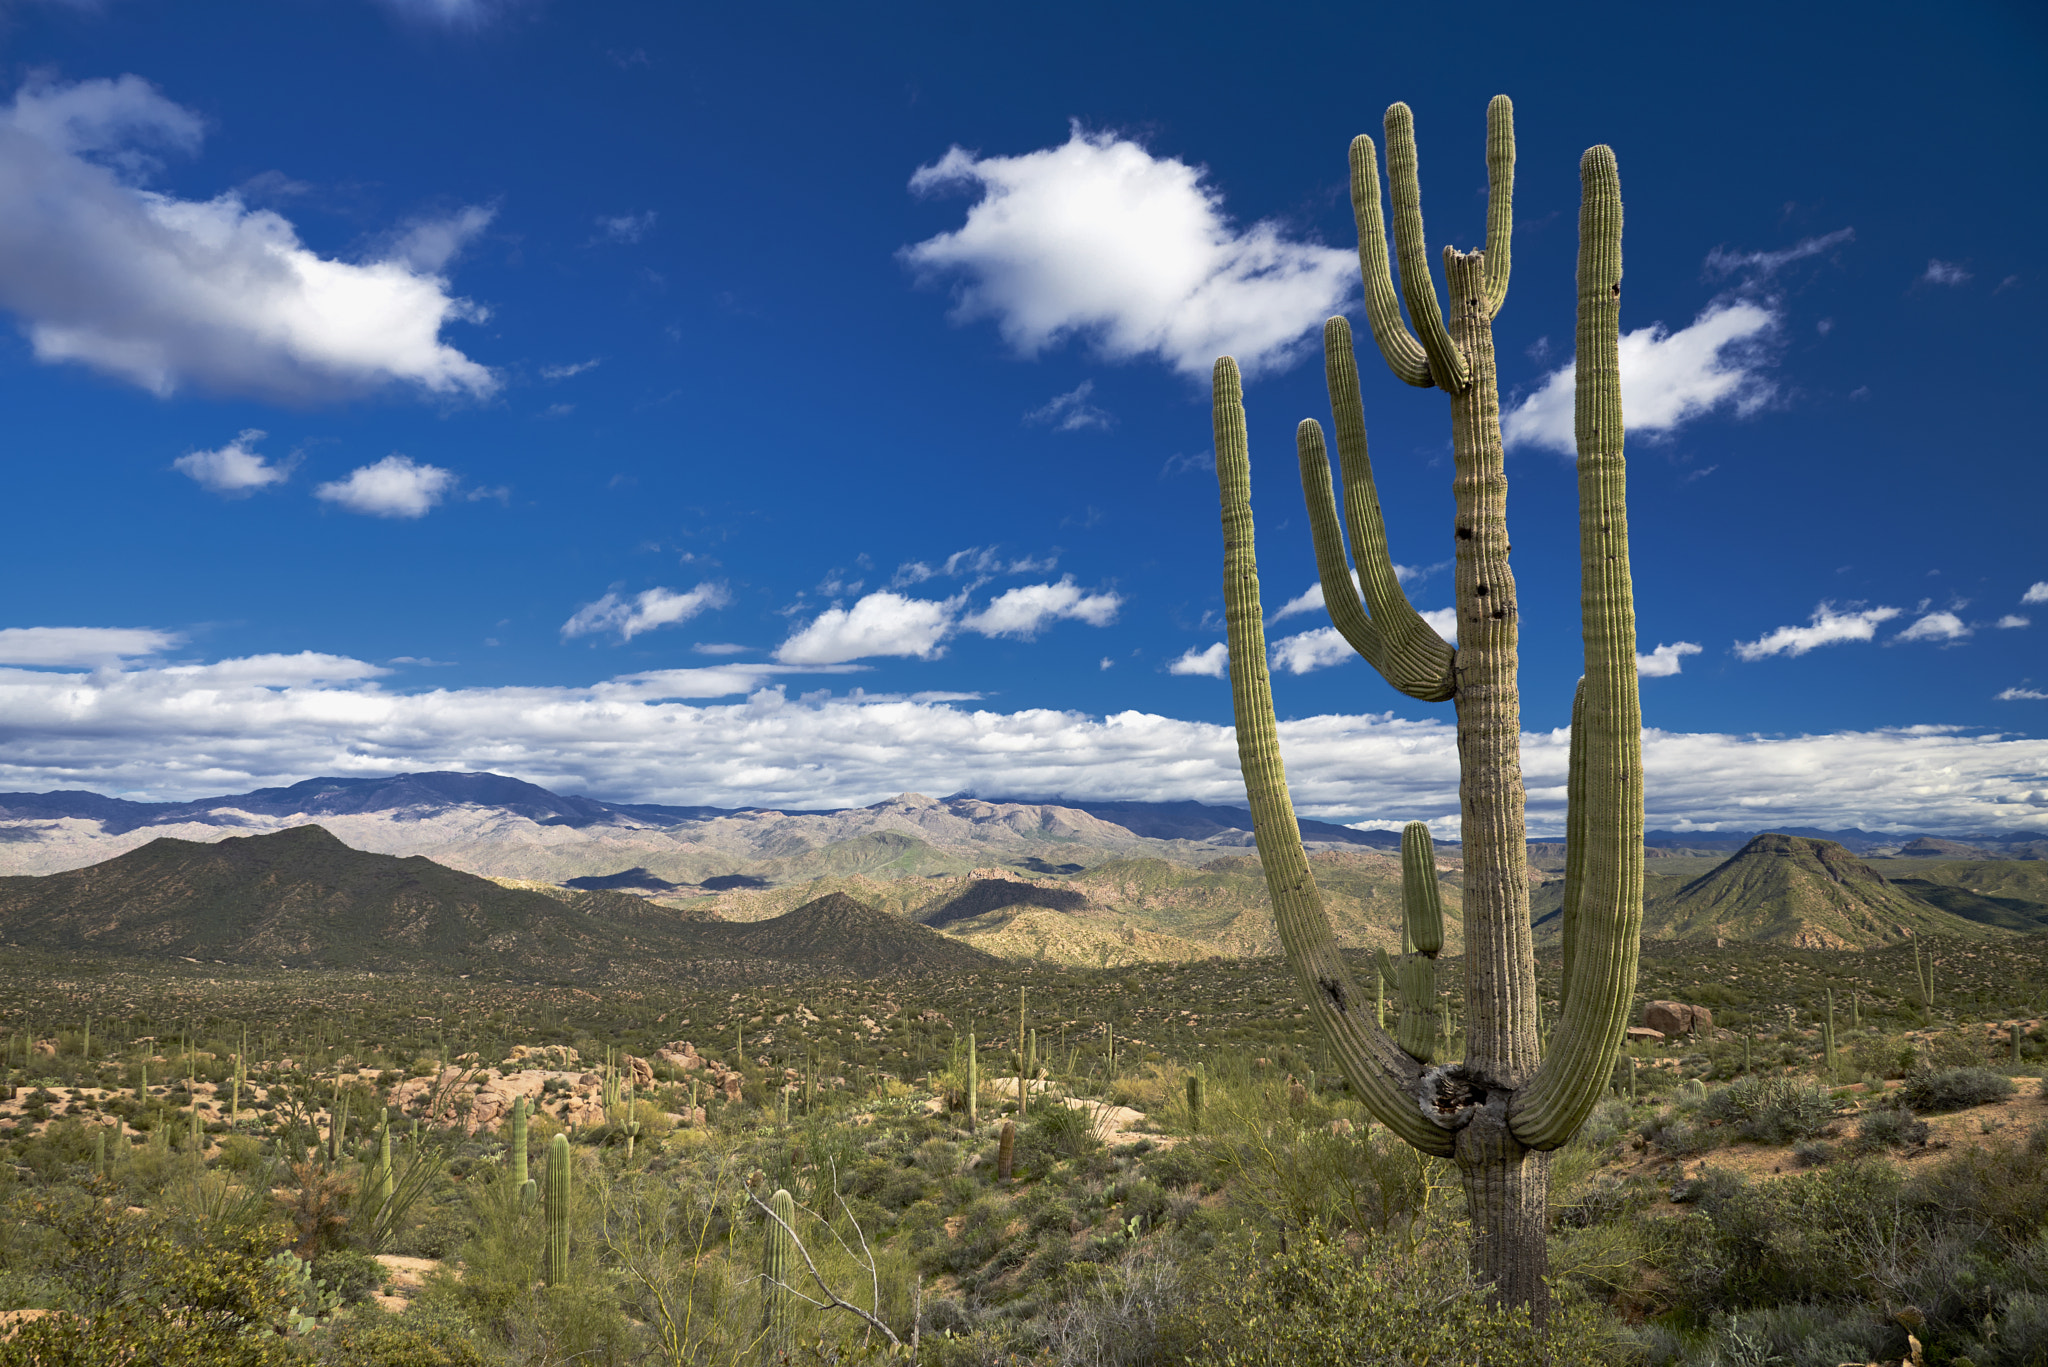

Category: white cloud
[0, 626, 182, 666]
[1269, 565, 1439, 625]
[1895, 611, 1970, 644]
[1270, 627, 1356, 675]
[388, 204, 494, 273]
[0, 76, 495, 401]
[541, 358, 601, 379]
[1733, 602, 1900, 661]
[1503, 301, 1776, 455]
[1704, 228, 1854, 280]
[892, 547, 1054, 588]
[172, 428, 294, 495]
[595, 211, 656, 244]
[960, 577, 1121, 639]
[691, 642, 752, 657]
[376, 0, 513, 25]
[1025, 380, 1112, 431]
[1922, 259, 1971, 286]
[561, 583, 732, 643]
[1997, 615, 2030, 630]
[315, 454, 457, 519]
[1, 653, 2045, 835]
[776, 592, 956, 665]
[1636, 641, 1702, 677]
[903, 124, 1354, 378]
[1167, 643, 1229, 678]
[1419, 607, 1459, 641]
[1997, 686, 2048, 701]
[2022, 583, 2048, 605]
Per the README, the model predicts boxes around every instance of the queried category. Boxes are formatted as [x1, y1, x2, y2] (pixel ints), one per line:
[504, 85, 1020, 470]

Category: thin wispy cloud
[541, 358, 601, 379]
[903, 123, 1354, 378]
[0, 626, 183, 667]
[1705, 228, 1853, 281]
[314, 454, 457, 518]
[1733, 602, 1900, 661]
[892, 546, 1056, 588]
[1997, 686, 2048, 702]
[561, 583, 732, 643]
[0, 76, 495, 401]
[1504, 301, 1776, 454]
[1922, 259, 1972, 286]
[595, 211, 657, 244]
[173, 429, 296, 496]
[1025, 380, 1112, 431]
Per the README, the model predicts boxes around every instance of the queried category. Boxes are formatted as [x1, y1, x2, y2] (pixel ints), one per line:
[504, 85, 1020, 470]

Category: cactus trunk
[761, 1187, 797, 1360]
[1210, 98, 1641, 1318]
[965, 1031, 977, 1134]
[543, 1132, 571, 1287]
[997, 1119, 1016, 1182]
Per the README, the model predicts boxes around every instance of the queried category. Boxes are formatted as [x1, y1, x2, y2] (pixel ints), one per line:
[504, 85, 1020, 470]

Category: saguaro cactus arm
[1483, 95, 1515, 310]
[1215, 355, 1450, 1156]
[1509, 145, 1643, 1152]
[1382, 103, 1469, 394]
[1348, 134, 1434, 389]
[1295, 318, 1455, 701]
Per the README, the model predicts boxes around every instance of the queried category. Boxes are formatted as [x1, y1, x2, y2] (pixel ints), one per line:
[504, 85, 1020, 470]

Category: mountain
[0, 825, 698, 976]
[710, 892, 999, 973]
[1883, 859, 2048, 933]
[1641, 833, 2006, 949]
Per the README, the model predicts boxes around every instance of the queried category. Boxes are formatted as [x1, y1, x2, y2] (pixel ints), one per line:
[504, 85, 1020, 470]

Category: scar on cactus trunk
[1210, 96, 1643, 1321]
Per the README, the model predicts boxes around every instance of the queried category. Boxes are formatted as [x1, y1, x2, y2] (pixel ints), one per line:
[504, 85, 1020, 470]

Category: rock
[30, 1039, 56, 1058]
[721, 1073, 742, 1103]
[1326, 1118, 1355, 1137]
[625, 1054, 654, 1088]
[1625, 1026, 1666, 1043]
[1644, 1001, 1713, 1037]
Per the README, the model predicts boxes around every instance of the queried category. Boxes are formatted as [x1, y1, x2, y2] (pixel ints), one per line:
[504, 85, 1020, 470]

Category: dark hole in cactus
[1427, 1065, 1487, 1120]
[1490, 610, 1506, 619]
[1456, 526, 1473, 539]
[1611, 283, 1620, 296]
[1473, 584, 1489, 596]
[1318, 977, 1348, 1013]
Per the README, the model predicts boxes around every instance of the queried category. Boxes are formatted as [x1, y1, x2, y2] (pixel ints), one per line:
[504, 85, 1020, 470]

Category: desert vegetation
[0, 934, 2044, 1364]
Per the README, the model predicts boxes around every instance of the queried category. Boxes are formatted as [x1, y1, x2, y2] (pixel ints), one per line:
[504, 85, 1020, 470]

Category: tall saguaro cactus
[543, 1132, 571, 1287]
[1211, 96, 1642, 1314]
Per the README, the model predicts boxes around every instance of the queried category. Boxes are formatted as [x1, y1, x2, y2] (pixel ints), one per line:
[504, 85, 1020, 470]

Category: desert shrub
[1857, 1105, 1930, 1150]
[1703, 1075, 1839, 1143]
[312, 1247, 386, 1305]
[316, 1301, 493, 1366]
[1850, 1032, 1918, 1080]
[1904, 1123, 2048, 1243]
[1902, 1067, 2016, 1114]
[1166, 1220, 1627, 1366]
[1789, 1139, 1832, 1168]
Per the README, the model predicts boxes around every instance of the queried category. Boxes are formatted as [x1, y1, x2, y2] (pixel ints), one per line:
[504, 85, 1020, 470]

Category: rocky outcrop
[1643, 1001, 1714, 1037]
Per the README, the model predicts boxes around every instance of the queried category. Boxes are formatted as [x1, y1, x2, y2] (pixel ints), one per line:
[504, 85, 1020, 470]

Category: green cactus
[93, 1126, 106, 1178]
[761, 1187, 798, 1359]
[1824, 990, 1838, 1081]
[508, 1095, 532, 1203]
[997, 1118, 1016, 1182]
[1209, 99, 1640, 1314]
[1186, 1070, 1205, 1132]
[1914, 942, 1936, 1016]
[966, 1031, 978, 1133]
[367, 1125, 394, 1215]
[543, 1133, 571, 1287]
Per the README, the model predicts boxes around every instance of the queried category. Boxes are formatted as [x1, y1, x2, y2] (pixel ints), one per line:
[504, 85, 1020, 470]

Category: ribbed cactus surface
[761, 1187, 797, 1357]
[543, 1133, 570, 1286]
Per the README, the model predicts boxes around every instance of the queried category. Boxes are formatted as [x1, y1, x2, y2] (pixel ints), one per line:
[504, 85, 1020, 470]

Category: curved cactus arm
[1558, 678, 1588, 1016]
[1401, 822, 1445, 954]
[1382, 103, 1470, 395]
[1298, 319, 1456, 700]
[1510, 146, 1643, 1152]
[1214, 355, 1451, 1156]
[1483, 95, 1515, 311]
[1347, 135, 1434, 390]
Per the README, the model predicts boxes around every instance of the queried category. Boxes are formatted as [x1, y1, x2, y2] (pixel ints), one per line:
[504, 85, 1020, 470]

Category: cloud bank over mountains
[0, 648, 2040, 836]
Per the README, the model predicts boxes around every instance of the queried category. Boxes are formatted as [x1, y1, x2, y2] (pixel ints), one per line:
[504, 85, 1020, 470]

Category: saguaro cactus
[543, 1133, 571, 1287]
[761, 1187, 798, 1359]
[1210, 97, 1641, 1315]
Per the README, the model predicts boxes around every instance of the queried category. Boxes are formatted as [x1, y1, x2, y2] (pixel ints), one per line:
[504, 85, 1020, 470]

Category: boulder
[1624, 1026, 1666, 1043]
[1644, 1001, 1713, 1037]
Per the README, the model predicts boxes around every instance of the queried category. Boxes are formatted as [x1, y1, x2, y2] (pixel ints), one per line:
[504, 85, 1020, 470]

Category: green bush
[313, 1247, 387, 1305]
[1703, 1075, 1839, 1143]
[315, 1302, 494, 1367]
[1857, 1105, 1930, 1150]
[1902, 1067, 2016, 1114]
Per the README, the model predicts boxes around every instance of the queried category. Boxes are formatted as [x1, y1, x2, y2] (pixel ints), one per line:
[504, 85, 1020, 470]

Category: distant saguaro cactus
[1186, 1070, 1205, 1132]
[997, 1119, 1016, 1182]
[965, 1030, 978, 1134]
[543, 1133, 571, 1286]
[1209, 97, 1642, 1316]
[761, 1187, 798, 1359]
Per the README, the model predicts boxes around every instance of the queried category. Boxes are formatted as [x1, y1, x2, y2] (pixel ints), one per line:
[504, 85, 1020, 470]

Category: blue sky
[0, 0, 2042, 834]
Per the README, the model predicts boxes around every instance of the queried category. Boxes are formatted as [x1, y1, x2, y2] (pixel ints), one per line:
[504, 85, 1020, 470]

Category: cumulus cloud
[1997, 615, 2030, 630]
[0, 76, 495, 401]
[1894, 611, 1970, 644]
[1503, 301, 1776, 455]
[2023, 583, 2048, 605]
[903, 124, 1354, 378]
[315, 454, 457, 518]
[0, 626, 182, 667]
[172, 428, 295, 495]
[1636, 641, 1703, 677]
[1167, 643, 1229, 678]
[561, 583, 732, 643]
[1733, 602, 1901, 661]
[776, 592, 956, 665]
[1922, 259, 1972, 286]
[0, 653, 2044, 834]
[960, 577, 1121, 639]
[1025, 380, 1112, 431]
[1997, 686, 2047, 702]
[1270, 627, 1356, 675]
[1419, 607, 1459, 641]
